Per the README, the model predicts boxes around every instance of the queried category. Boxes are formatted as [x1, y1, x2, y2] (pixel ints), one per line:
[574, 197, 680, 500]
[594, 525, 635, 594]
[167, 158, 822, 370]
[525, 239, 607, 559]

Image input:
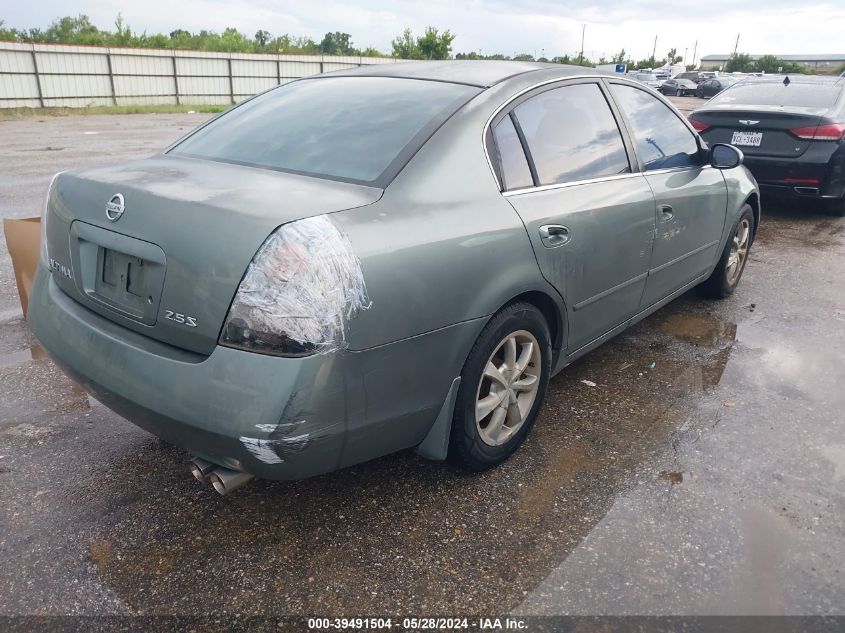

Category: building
[699, 54, 845, 74]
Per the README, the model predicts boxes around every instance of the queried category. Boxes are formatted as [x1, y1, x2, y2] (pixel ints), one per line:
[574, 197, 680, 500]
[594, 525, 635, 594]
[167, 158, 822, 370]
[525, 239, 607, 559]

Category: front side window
[170, 77, 480, 185]
[610, 83, 701, 171]
[512, 83, 630, 186]
[492, 115, 533, 190]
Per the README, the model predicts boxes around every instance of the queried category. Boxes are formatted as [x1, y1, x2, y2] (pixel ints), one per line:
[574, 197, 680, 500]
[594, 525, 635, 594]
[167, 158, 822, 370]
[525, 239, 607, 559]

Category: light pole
[579, 24, 586, 64]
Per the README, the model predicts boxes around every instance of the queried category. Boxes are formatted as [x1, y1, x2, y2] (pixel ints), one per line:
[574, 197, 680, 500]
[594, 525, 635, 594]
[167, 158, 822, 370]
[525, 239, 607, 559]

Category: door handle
[539, 224, 570, 248]
[659, 205, 675, 222]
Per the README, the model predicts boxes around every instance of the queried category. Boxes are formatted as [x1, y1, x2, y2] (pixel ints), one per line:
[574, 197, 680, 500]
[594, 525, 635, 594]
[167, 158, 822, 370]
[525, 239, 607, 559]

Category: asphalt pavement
[0, 100, 843, 619]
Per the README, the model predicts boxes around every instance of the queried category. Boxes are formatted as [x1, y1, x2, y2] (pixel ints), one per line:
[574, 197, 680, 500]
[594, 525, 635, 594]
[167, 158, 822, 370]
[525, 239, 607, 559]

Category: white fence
[0, 41, 407, 108]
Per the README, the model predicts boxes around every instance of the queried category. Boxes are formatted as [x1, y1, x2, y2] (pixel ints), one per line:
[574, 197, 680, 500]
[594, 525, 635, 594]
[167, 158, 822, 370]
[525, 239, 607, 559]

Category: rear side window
[710, 82, 840, 108]
[170, 77, 480, 186]
[492, 115, 533, 190]
[513, 83, 630, 186]
[610, 84, 701, 171]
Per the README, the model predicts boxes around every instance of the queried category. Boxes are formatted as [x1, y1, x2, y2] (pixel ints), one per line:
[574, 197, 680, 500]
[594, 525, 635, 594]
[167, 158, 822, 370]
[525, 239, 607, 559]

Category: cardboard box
[3, 217, 41, 317]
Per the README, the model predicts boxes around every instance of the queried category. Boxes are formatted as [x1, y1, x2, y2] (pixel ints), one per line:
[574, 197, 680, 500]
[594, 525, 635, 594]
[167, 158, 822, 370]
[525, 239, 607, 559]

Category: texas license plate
[731, 131, 763, 147]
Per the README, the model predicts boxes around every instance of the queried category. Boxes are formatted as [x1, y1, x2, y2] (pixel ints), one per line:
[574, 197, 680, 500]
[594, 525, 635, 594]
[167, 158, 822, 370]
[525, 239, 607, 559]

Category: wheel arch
[498, 289, 566, 363]
[744, 191, 761, 239]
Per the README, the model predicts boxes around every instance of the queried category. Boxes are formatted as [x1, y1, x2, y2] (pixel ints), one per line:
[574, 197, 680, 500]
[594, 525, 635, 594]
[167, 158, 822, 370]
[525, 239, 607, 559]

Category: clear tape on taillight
[219, 214, 371, 357]
[40, 172, 63, 267]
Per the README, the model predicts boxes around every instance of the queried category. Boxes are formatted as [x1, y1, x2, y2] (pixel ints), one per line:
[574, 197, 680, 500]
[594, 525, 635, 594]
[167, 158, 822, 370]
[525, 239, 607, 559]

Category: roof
[323, 60, 591, 88]
[701, 54, 845, 62]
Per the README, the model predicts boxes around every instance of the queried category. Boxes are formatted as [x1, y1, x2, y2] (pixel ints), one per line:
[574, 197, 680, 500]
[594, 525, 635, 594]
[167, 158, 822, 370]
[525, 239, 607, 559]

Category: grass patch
[0, 104, 228, 120]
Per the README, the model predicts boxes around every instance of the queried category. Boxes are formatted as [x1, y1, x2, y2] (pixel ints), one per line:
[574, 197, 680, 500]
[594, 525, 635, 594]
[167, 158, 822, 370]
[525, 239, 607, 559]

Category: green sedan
[29, 61, 760, 494]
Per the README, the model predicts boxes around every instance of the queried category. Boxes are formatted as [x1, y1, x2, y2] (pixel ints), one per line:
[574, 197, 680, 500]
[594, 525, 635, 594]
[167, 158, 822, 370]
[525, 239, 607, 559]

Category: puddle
[0, 345, 47, 369]
[517, 440, 597, 519]
[755, 215, 844, 250]
[658, 313, 738, 348]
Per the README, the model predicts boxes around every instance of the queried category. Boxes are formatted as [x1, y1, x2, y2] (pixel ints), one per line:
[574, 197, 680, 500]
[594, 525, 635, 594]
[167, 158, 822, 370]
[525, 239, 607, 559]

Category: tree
[513, 53, 535, 62]
[725, 53, 754, 73]
[319, 31, 353, 55]
[254, 29, 271, 50]
[754, 54, 805, 74]
[0, 20, 23, 41]
[391, 28, 419, 59]
[612, 49, 627, 63]
[42, 14, 104, 45]
[112, 14, 133, 46]
[666, 48, 682, 64]
[416, 27, 454, 60]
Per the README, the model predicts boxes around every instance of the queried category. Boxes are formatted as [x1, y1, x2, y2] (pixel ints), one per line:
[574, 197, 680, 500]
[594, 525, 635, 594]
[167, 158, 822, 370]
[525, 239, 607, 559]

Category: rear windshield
[711, 82, 840, 108]
[169, 77, 480, 186]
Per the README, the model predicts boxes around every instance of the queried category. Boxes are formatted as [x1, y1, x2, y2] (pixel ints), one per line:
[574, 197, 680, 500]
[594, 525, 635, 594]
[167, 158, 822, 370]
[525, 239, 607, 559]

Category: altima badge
[106, 193, 125, 222]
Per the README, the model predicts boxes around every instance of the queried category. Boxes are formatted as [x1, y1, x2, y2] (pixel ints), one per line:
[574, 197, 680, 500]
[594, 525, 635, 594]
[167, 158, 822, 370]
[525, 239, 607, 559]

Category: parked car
[660, 78, 698, 96]
[29, 61, 760, 494]
[690, 75, 845, 216]
[630, 71, 663, 89]
[673, 71, 709, 84]
[696, 76, 743, 98]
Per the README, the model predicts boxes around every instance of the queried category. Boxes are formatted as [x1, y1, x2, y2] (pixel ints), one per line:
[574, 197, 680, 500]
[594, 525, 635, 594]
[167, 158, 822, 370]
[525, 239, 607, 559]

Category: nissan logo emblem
[106, 193, 125, 222]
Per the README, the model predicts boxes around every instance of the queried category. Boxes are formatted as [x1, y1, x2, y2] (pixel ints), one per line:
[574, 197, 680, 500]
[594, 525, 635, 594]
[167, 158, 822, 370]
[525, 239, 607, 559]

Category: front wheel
[449, 303, 552, 471]
[676, 89, 683, 97]
[699, 204, 755, 298]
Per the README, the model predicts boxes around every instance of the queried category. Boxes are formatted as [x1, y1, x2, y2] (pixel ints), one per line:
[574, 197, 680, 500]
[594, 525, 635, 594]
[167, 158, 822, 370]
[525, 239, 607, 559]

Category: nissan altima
[29, 61, 760, 494]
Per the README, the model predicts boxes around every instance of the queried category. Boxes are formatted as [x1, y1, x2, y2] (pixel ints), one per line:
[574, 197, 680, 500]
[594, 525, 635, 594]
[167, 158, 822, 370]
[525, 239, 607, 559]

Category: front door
[607, 81, 728, 307]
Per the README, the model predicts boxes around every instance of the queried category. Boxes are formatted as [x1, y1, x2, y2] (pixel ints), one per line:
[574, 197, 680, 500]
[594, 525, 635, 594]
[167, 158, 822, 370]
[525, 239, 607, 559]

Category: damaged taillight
[219, 215, 370, 357]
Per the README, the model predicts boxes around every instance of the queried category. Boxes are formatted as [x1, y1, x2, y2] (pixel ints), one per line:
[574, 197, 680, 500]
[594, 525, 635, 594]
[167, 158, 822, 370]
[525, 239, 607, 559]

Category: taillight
[688, 116, 711, 133]
[219, 215, 370, 357]
[789, 123, 845, 141]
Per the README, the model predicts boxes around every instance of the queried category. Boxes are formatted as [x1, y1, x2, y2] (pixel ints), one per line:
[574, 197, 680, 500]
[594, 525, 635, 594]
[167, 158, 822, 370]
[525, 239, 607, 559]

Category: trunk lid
[46, 155, 382, 355]
[694, 105, 828, 158]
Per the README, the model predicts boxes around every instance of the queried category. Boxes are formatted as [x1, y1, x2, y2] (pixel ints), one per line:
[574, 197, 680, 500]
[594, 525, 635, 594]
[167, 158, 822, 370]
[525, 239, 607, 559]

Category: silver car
[29, 61, 759, 494]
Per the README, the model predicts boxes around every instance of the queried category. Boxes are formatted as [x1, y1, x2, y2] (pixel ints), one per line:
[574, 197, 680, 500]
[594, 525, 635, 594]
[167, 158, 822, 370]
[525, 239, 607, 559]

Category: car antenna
[783, 75, 790, 86]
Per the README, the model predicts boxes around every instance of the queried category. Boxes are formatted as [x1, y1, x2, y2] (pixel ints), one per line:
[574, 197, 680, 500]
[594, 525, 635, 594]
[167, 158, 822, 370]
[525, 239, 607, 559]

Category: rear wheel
[449, 303, 551, 471]
[676, 88, 683, 97]
[699, 204, 755, 298]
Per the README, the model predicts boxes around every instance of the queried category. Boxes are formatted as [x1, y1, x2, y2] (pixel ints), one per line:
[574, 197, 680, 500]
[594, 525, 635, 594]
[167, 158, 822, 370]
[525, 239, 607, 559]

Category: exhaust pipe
[189, 457, 216, 481]
[208, 467, 254, 496]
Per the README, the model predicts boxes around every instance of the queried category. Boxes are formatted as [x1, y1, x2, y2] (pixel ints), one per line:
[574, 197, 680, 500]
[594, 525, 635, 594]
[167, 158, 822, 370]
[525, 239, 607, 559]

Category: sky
[3, 0, 845, 62]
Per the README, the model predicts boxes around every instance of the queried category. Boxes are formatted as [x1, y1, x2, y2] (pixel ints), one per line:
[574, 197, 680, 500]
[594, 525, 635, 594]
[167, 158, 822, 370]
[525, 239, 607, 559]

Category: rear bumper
[29, 266, 480, 480]
[740, 143, 845, 201]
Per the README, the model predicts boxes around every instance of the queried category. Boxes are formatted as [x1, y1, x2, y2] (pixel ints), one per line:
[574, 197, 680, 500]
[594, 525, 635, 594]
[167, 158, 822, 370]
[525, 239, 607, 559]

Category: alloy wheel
[726, 218, 751, 285]
[475, 330, 541, 447]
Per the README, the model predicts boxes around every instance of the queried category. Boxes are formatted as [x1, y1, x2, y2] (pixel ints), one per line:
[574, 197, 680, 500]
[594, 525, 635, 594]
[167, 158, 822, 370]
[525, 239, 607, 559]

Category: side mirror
[710, 143, 744, 169]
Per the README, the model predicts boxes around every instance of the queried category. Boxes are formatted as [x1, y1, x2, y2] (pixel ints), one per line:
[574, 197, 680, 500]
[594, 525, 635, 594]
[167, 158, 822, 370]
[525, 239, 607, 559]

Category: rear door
[491, 79, 656, 351]
[608, 81, 728, 307]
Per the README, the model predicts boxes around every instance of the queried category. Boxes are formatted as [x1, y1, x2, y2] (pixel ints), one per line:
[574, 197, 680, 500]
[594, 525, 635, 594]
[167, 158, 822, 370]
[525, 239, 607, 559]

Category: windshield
[711, 81, 840, 108]
[169, 76, 480, 186]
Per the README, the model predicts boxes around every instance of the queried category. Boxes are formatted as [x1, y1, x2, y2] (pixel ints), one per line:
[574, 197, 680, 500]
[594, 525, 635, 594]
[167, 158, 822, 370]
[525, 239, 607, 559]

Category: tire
[449, 302, 552, 471]
[699, 204, 755, 299]
[676, 89, 683, 97]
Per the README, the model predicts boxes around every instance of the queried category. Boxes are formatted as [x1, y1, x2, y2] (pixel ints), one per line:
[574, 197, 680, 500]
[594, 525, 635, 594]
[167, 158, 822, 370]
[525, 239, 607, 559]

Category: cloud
[4, 0, 844, 61]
